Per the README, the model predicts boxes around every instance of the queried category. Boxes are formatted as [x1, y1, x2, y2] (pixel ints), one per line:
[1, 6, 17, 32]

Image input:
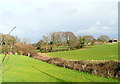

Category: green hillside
[46, 43, 118, 60]
[1, 55, 119, 82]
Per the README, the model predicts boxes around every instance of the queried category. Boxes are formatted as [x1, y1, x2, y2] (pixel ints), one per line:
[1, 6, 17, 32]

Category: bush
[29, 50, 38, 57]
[12, 43, 37, 56]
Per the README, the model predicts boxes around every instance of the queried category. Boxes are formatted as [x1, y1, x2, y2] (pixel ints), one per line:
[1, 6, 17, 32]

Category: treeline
[34, 31, 110, 52]
[0, 31, 111, 55]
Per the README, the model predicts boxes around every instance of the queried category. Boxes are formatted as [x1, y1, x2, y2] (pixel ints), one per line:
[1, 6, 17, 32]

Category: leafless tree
[97, 35, 110, 43]
[82, 35, 95, 46]
[22, 37, 30, 44]
[0, 27, 16, 76]
[41, 32, 79, 50]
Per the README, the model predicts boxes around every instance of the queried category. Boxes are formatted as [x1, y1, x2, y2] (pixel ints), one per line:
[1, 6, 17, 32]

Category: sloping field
[46, 43, 118, 60]
[1, 55, 120, 82]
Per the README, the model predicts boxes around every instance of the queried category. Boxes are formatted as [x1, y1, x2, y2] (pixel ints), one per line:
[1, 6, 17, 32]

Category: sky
[0, 0, 119, 43]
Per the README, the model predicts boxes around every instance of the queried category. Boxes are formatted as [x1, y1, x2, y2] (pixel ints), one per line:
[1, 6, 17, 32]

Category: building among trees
[108, 39, 118, 43]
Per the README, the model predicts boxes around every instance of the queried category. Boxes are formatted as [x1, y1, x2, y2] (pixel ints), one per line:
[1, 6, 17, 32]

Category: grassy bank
[1, 54, 119, 82]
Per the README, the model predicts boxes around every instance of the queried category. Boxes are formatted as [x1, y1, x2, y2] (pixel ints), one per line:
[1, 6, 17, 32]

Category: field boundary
[34, 53, 120, 80]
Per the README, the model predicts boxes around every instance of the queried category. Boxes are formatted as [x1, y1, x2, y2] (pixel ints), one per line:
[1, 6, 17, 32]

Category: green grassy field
[1, 54, 120, 82]
[46, 43, 118, 60]
[35, 46, 69, 52]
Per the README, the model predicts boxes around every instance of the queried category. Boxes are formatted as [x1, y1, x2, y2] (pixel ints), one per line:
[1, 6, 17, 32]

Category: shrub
[12, 43, 37, 56]
[29, 50, 38, 57]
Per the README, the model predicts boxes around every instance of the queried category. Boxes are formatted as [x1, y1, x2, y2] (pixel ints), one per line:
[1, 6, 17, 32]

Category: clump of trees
[34, 32, 111, 53]
[1, 33, 17, 53]
[1, 33, 37, 57]
[12, 43, 38, 57]
[34, 32, 80, 52]
[82, 35, 95, 46]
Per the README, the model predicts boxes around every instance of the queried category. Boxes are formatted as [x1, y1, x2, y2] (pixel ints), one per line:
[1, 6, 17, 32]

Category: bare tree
[0, 27, 16, 76]
[35, 40, 44, 50]
[36, 31, 80, 51]
[63, 32, 79, 50]
[82, 35, 95, 46]
[22, 37, 30, 44]
[97, 35, 110, 43]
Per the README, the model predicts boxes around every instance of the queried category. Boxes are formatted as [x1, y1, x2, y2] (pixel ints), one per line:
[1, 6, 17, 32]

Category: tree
[42, 35, 50, 50]
[49, 41, 54, 51]
[22, 37, 30, 44]
[0, 27, 16, 76]
[35, 40, 44, 49]
[1, 34, 17, 46]
[64, 32, 79, 50]
[78, 36, 85, 48]
[66, 38, 70, 50]
[49, 32, 62, 46]
[36, 31, 79, 51]
[1, 34, 17, 53]
[97, 35, 110, 43]
[83, 35, 95, 46]
[14, 36, 21, 43]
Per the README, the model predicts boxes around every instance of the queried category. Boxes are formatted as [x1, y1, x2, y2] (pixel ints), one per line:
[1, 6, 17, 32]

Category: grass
[35, 46, 69, 52]
[46, 43, 118, 60]
[1, 54, 120, 82]
[35, 49, 42, 52]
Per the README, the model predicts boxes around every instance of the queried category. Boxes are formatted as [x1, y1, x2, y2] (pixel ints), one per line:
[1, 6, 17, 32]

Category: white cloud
[76, 21, 115, 37]
[102, 26, 112, 30]
[96, 21, 102, 25]
[0, 0, 118, 43]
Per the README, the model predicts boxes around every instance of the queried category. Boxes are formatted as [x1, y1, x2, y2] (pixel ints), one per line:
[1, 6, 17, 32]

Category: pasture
[1, 54, 119, 82]
[46, 43, 118, 60]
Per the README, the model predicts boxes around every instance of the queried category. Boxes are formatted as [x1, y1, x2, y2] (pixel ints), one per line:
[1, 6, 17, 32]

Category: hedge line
[34, 55, 120, 80]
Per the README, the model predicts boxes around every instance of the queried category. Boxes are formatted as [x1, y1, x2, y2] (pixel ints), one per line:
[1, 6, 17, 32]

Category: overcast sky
[0, 0, 118, 43]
